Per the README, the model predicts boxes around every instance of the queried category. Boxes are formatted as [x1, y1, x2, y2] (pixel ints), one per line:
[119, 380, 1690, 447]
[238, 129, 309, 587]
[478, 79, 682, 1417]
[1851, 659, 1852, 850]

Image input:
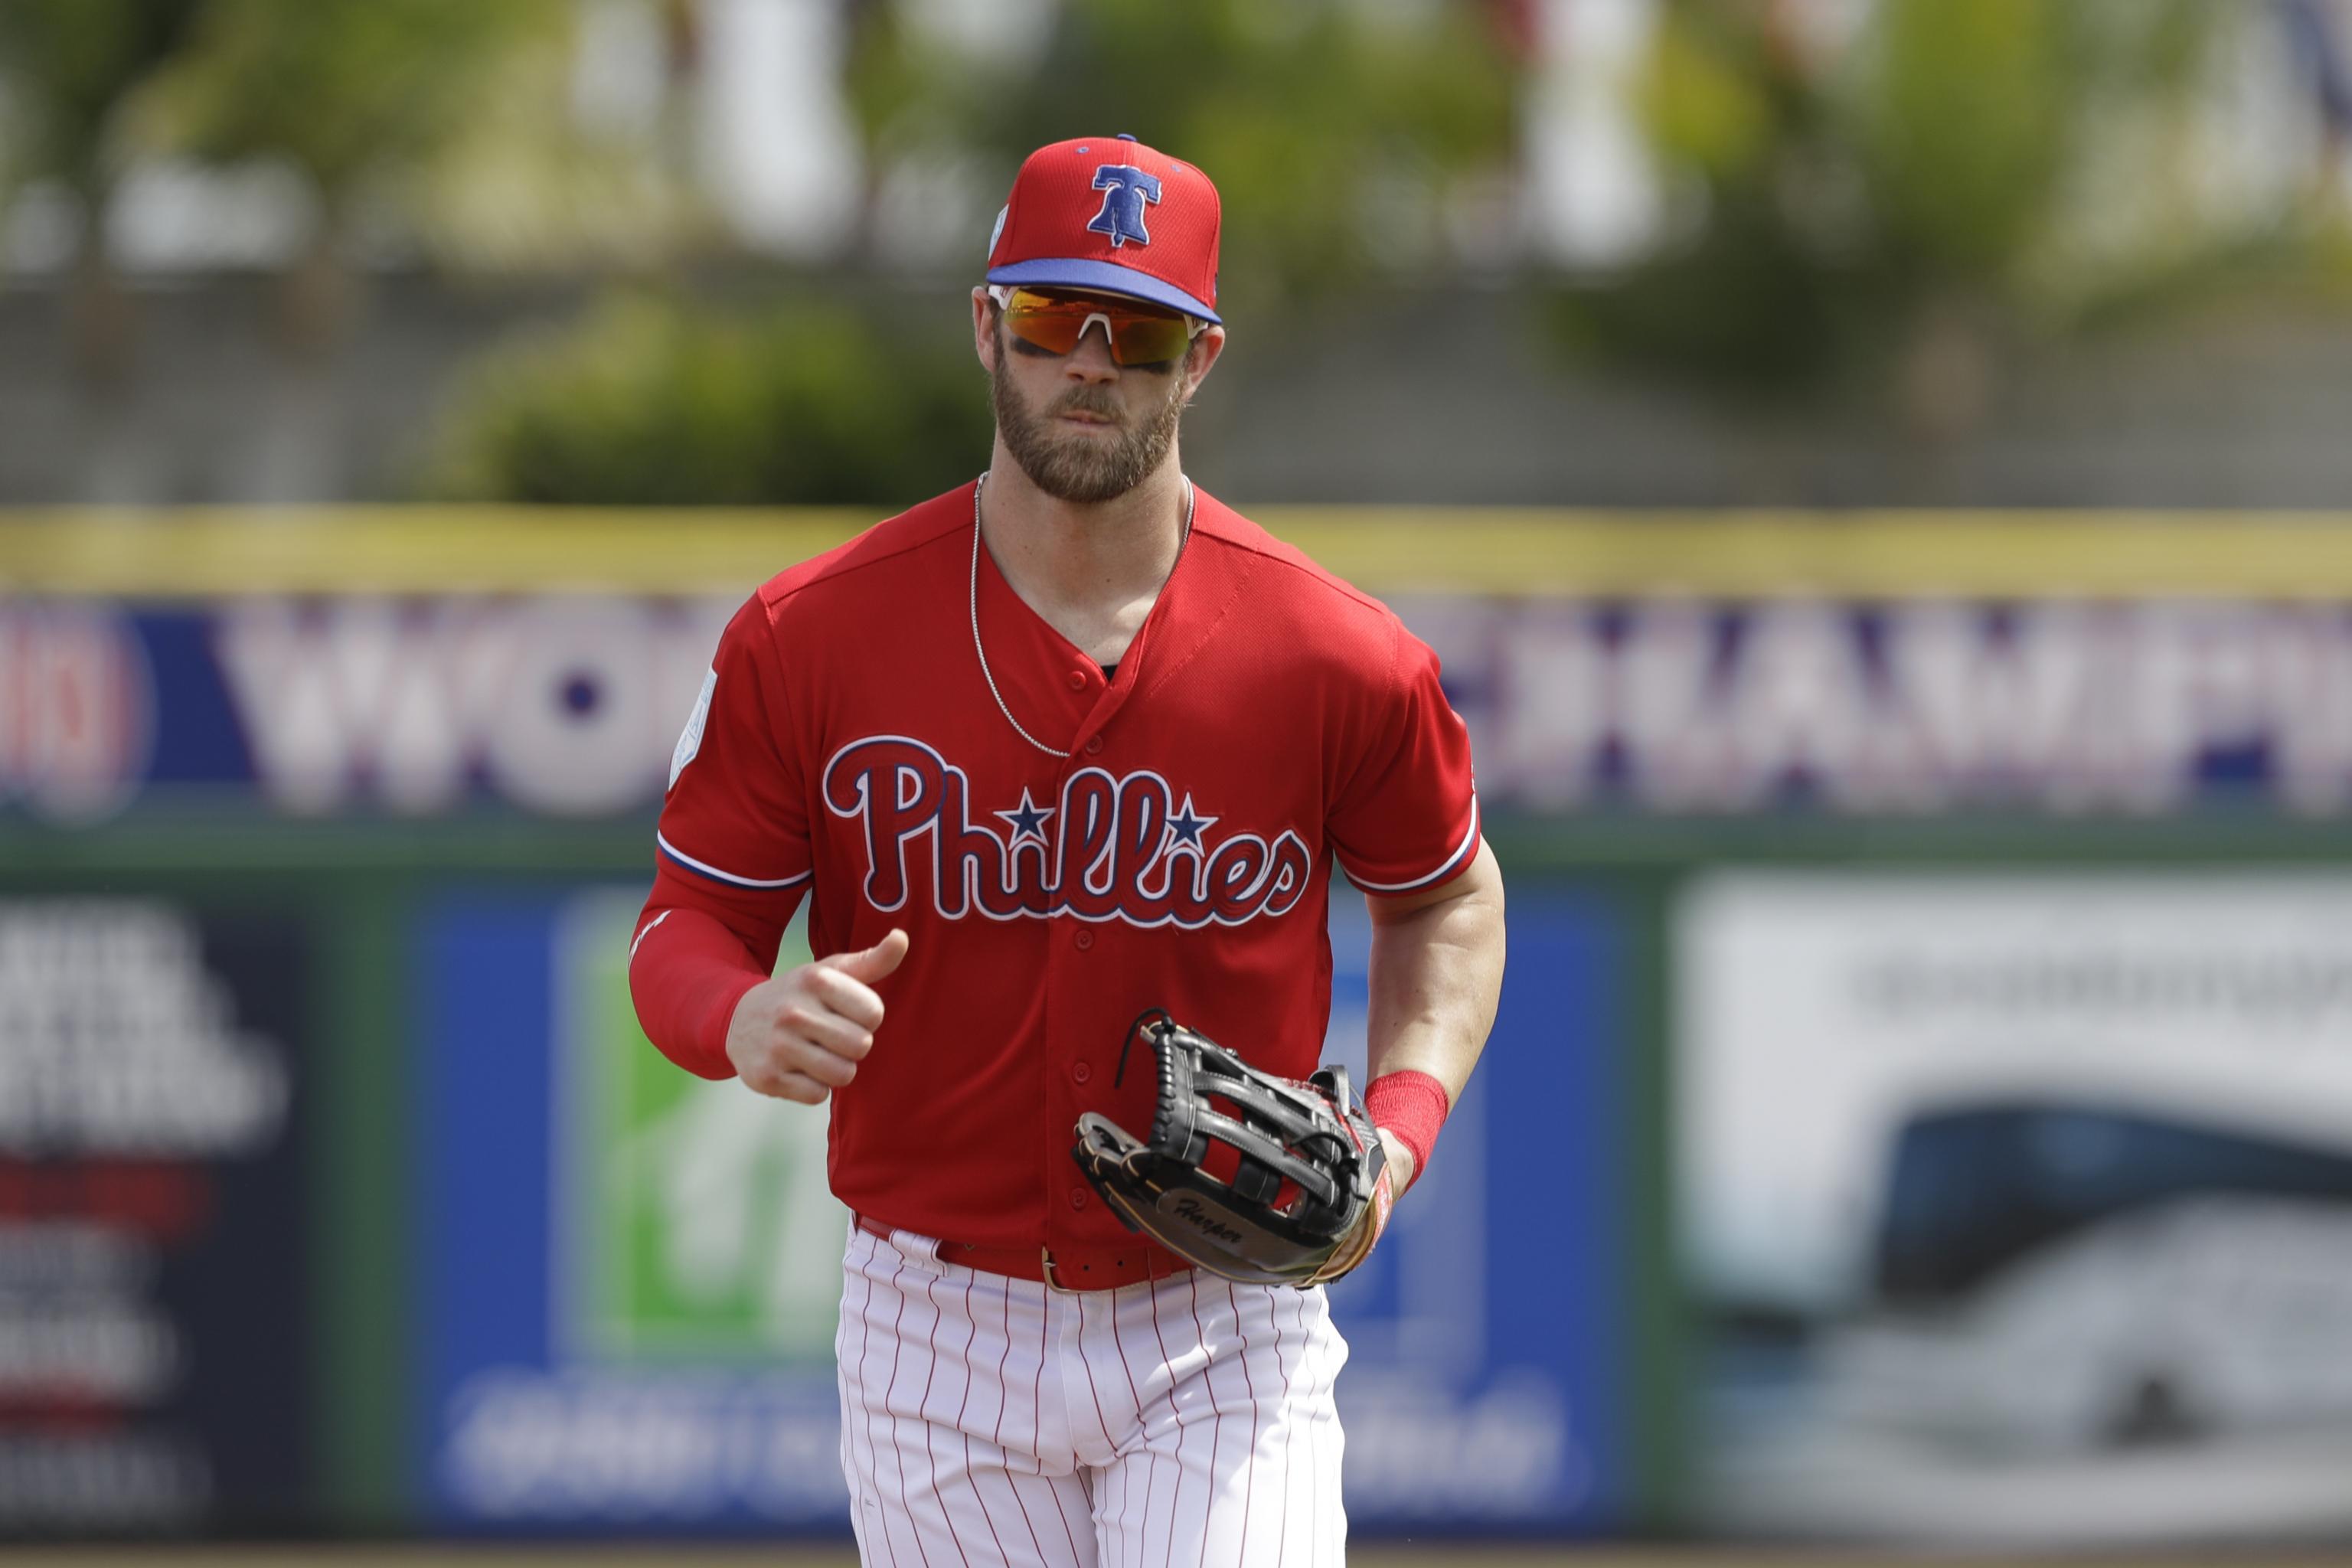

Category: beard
[990, 332, 1187, 504]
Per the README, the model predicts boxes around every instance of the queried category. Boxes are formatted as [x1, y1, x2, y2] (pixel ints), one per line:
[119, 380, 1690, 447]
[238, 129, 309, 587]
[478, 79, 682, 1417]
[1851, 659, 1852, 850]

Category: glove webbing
[1123, 1011, 1351, 1213]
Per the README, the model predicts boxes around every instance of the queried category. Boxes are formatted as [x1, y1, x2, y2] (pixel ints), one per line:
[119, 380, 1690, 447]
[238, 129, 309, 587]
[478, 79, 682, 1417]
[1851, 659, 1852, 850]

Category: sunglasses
[988, 286, 1207, 370]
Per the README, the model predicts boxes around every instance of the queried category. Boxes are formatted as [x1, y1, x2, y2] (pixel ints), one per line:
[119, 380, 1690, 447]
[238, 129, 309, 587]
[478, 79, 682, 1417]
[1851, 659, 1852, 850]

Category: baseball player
[629, 134, 1506, 1566]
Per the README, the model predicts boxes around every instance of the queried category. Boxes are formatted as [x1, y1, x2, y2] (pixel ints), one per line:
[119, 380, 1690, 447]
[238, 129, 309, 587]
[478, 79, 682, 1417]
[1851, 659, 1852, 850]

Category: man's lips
[1057, 408, 1120, 426]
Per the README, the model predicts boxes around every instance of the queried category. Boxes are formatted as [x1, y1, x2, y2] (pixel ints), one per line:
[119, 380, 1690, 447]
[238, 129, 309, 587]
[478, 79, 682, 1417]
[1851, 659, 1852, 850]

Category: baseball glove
[1072, 1009, 1393, 1289]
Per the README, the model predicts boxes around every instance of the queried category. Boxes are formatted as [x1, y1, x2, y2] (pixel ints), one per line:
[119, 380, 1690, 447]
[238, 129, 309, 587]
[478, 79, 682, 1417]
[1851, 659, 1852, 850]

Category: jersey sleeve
[1327, 622, 1481, 898]
[655, 595, 813, 894]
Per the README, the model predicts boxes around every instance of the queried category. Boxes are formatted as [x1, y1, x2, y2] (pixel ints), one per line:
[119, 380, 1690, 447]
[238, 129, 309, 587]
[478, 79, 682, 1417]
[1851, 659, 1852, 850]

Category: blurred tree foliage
[138, 0, 692, 262]
[0, 0, 201, 204]
[135, 0, 563, 207]
[1555, 0, 2240, 428]
[427, 291, 992, 506]
[0, 0, 205, 379]
[844, 0, 1522, 304]
[0, 0, 693, 372]
[132, 0, 687, 349]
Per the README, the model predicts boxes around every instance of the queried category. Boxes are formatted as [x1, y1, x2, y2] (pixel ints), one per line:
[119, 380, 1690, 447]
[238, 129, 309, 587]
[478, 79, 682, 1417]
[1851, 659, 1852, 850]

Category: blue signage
[412, 883, 1630, 1534]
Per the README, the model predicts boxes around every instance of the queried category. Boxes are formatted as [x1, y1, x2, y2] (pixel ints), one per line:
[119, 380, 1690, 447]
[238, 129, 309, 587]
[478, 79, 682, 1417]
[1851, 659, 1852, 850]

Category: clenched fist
[727, 929, 910, 1104]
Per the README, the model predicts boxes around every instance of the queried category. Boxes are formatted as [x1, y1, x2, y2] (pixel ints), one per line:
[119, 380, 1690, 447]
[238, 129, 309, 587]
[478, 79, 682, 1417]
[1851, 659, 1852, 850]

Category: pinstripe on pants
[837, 1222, 1350, 1566]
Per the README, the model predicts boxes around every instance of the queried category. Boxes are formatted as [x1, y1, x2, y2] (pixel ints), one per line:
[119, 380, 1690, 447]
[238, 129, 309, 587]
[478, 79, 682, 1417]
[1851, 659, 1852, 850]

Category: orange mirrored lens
[999, 289, 1194, 367]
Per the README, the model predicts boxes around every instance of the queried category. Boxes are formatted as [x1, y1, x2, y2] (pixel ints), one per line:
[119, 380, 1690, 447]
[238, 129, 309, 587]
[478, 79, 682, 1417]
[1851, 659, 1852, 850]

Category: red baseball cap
[985, 134, 1222, 324]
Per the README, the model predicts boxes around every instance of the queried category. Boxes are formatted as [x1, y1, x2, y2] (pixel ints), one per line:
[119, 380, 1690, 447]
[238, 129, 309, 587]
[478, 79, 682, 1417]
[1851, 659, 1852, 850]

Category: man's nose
[1063, 320, 1121, 383]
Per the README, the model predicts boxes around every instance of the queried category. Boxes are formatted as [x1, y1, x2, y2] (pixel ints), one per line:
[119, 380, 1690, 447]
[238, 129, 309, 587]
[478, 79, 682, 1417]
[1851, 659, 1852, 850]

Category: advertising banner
[0, 597, 731, 822]
[416, 889, 848, 1530]
[0, 898, 310, 1531]
[1321, 890, 1628, 1530]
[416, 884, 1629, 1534]
[15, 593, 2352, 821]
[1676, 873, 2352, 1547]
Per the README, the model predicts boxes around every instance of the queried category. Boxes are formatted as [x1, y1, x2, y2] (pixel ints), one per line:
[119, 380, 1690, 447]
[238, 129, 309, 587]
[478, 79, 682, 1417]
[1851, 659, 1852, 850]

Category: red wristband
[1364, 1070, 1450, 1187]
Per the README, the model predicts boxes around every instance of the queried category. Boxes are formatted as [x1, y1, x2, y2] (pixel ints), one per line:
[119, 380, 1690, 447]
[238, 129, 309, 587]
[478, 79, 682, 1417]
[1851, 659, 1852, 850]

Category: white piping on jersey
[969, 469, 1194, 762]
[655, 831, 813, 890]
[1343, 794, 1481, 893]
[628, 908, 673, 961]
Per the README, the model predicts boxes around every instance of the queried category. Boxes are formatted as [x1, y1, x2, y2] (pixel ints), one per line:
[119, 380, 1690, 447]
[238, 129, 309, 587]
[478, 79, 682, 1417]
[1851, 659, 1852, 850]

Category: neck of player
[978, 446, 1191, 669]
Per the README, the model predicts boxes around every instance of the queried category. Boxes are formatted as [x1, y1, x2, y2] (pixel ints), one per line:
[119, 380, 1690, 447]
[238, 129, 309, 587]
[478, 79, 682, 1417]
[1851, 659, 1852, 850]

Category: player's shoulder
[1189, 488, 1408, 665]
[741, 482, 973, 635]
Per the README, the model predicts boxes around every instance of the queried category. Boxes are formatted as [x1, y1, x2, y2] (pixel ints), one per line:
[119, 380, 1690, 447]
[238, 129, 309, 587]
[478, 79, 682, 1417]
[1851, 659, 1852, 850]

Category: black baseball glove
[1071, 1009, 1393, 1289]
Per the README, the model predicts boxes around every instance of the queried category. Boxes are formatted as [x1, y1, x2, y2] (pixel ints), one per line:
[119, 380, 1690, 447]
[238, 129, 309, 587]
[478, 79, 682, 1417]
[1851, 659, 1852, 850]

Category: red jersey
[630, 479, 1478, 1250]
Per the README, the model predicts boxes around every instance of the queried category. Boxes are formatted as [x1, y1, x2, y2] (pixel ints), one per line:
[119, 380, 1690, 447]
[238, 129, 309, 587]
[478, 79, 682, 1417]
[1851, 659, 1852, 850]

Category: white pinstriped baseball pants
[838, 1220, 1350, 1566]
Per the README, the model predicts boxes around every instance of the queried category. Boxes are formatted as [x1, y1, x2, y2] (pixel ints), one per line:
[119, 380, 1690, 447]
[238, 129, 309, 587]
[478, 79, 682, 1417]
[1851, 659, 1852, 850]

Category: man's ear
[1182, 325, 1228, 402]
[971, 286, 1000, 373]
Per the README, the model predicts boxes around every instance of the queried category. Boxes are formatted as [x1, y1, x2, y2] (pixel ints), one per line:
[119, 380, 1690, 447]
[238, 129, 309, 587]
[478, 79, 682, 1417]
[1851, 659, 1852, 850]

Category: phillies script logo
[822, 735, 1312, 928]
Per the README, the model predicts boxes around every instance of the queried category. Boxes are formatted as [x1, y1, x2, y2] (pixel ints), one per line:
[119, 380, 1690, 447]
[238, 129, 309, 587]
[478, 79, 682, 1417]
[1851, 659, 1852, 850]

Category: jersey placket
[972, 536, 1169, 1245]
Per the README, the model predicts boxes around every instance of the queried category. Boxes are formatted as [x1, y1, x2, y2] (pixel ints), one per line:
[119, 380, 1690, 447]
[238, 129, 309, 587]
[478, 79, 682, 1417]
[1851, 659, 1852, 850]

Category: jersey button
[1069, 1187, 1089, 1211]
[1083, 735, 1104, 756]
[1073, 929, 1095, 952]
[1067, 669, 1088, 691]
[1072, 1061, 1092, 1085]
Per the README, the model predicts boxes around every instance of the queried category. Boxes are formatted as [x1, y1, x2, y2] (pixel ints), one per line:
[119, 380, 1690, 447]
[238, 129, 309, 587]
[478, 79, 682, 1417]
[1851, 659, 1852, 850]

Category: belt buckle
[1041, 1246, 1078, 1293]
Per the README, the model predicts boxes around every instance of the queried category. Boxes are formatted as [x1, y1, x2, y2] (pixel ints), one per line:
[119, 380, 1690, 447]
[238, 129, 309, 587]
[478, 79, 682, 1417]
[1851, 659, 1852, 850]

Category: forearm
[628, 864, 802, 1080]
[1362, 840, 1506, 1184]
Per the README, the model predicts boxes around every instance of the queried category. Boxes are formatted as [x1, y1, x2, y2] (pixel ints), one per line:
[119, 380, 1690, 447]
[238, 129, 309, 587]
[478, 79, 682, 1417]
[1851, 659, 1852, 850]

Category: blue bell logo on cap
[1086, 166, 1161, 249]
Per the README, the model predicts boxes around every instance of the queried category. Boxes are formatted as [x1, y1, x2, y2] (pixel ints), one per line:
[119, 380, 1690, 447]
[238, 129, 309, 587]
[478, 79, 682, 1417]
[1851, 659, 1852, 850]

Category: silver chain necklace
[969, 470, 1194, 760]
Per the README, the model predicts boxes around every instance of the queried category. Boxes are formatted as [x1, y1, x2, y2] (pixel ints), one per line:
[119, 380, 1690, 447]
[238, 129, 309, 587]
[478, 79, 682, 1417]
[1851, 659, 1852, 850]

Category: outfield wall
[5, 508, 2352, 1544]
